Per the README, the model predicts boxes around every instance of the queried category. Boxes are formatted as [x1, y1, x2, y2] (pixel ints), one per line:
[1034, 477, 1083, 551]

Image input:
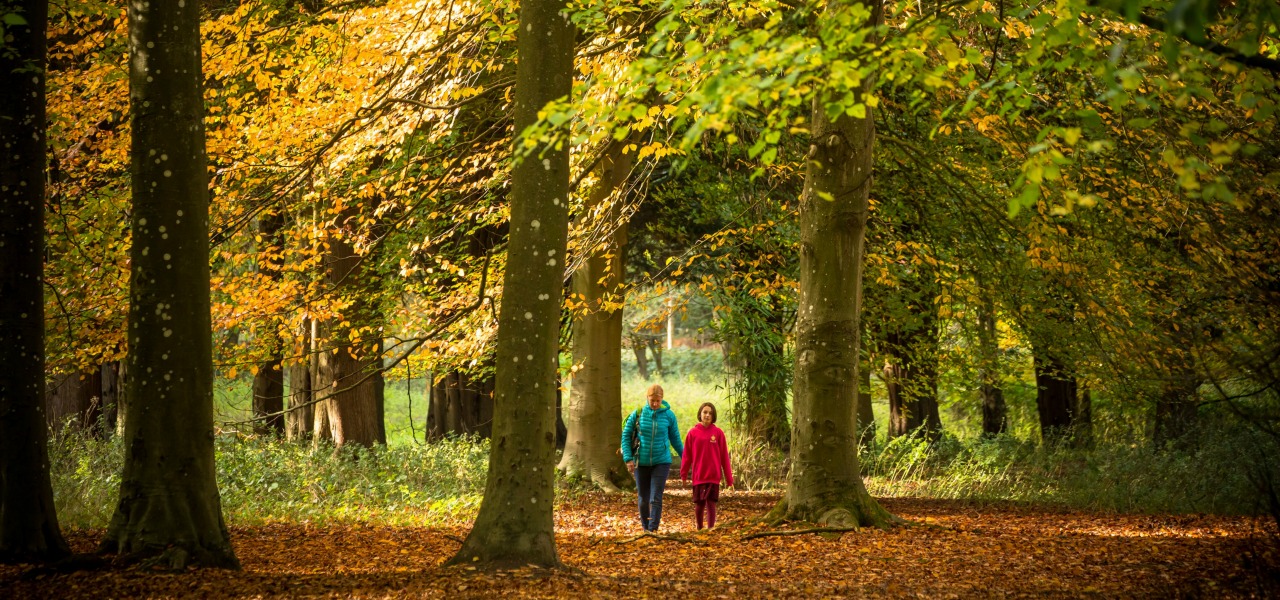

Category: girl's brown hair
[697, 402, 718, 424]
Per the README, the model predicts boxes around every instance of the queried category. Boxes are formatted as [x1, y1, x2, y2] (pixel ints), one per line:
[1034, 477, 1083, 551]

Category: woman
[621, 384, 683, 532]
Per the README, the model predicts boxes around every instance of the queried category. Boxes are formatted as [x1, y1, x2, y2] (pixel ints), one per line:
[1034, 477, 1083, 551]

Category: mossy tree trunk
[559, 142, 633, 492]
[772, 0, 895, 529]
[447, 0, 572, 567]
[0, 0, 70, 563]
[100, 0, 238, 569]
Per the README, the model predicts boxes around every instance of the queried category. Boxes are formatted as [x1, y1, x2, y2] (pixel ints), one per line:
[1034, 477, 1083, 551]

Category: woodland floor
[3, 487, 1277, 598]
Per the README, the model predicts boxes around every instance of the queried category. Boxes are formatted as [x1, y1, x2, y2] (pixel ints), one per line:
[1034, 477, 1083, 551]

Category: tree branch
[741, 526, 858, 540]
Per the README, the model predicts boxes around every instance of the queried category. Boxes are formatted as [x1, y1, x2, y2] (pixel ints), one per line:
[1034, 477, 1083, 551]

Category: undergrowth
[861, 424, 1280, 515]
[47, 417, 1278, 530]
[49, 433, 490, 530]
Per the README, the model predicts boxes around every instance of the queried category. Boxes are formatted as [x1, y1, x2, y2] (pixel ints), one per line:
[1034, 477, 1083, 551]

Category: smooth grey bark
[100, 0, 238, 568]
[0, 0, 70, 563]
[771, 0, 895, 529]
[447, 0, 572, 567]
[558, 143, 633, 492]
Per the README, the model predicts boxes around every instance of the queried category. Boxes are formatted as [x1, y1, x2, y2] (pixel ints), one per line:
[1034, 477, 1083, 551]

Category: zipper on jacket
[649, 408, 657, 464]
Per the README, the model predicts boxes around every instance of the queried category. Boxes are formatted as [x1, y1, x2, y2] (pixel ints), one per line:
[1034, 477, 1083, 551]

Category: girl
[680, 402, 734, 529]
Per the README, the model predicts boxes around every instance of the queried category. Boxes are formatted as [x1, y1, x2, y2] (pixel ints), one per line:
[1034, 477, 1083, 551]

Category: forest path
[2, 491, 1272, 598]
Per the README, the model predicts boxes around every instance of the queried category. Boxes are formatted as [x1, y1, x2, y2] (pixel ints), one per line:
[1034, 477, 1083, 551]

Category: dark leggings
[635, 463, 671, 532]
[695, 500, 718, 529]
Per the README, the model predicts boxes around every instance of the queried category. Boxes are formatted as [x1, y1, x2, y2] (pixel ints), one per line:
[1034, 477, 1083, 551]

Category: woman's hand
[626, 461, 636, 473]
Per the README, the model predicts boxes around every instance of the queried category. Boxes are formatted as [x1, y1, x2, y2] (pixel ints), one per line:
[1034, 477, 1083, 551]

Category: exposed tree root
[741, 527, 859, 541]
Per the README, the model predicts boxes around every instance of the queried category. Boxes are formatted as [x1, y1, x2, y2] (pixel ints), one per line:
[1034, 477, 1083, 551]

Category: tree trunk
[477, 370, 495, 438]
[558, 143, 632, 491]
[313, 210, 384, 448]
[1033, 351, 1084, 446]
[252, 364, 284, 436]
[555, 381, 568, 451]
[101, 361, 123, 435]
[882, 275, 942, 442]
[101, 0, 238, 568]
[444, 370, 463, 434]
[632, 336, 650, 380]
[251, 209, 285, 436]
[0, 0, 69, 562]
[286, 320, 314, 441]
[977, 294, 1007, 437]
[857, 359, 875, 452]
[1153, 371, 1199, 449]
[315, 336, 384, 448]
[648, 339, 664, 377]
[772, 0, 895, 528]
[428, 374, 445, 439]
[45, 369, 104, 436]
[447, 0, 572, 566]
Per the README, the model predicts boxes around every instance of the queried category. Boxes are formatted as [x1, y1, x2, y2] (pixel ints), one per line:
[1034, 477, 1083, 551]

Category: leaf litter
[3, 489, 1275, 598]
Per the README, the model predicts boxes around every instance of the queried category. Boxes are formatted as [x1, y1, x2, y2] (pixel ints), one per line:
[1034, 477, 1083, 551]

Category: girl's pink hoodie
[680, 423, 734, 487]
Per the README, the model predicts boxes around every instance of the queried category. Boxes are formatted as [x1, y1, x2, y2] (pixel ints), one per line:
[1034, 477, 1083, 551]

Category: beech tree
[558, 142, 634, 491]
[0, 0, 70, 563]
[770, 0, 896, 528]
[99, 0, 238, 568]
[447, 0, 573, 567]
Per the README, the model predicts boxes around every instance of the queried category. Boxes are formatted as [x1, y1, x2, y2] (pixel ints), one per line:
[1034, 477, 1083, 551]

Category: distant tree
[251, 209, 285, 437]
[558, 141, 634, 491]
[99, 0, 238, 568]
[0, 0, 70, 564]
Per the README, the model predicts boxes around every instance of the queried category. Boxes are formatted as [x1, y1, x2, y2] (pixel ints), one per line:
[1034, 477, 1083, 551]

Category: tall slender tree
[99, 0, 238, 568]
[770, 0, 895, 528]
[447, 0, 573, 567]
[0, 0, 70, 563]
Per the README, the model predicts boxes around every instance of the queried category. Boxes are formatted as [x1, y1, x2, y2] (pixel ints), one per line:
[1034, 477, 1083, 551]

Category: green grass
[49, 432, 489, 530]
[53, 354, 1277, 528]
[860, 423, 1280, 515]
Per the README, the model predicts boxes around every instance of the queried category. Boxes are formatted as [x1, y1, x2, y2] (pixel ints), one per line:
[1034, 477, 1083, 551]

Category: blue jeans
[635, 463, 671, 531]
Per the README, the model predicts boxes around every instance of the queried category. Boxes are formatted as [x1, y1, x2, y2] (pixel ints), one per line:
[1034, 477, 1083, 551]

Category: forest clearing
[2, 0, 1279, 596]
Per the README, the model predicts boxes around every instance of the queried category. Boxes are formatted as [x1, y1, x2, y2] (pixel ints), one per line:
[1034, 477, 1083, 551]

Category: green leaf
[2, 13, 27, 26]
